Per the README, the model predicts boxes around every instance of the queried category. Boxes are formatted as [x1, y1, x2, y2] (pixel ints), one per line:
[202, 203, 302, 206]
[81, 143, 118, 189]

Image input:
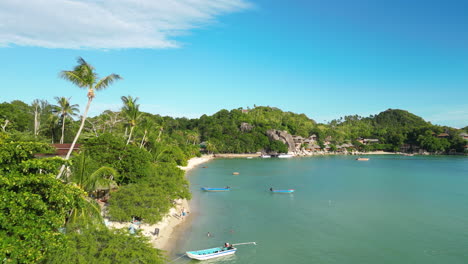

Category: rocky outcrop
[240, 122, 253, 132]
[266, 129, 296, 152]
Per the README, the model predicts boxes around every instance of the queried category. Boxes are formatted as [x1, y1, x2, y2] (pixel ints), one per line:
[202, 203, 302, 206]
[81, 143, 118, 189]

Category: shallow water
[172, 155, 468, 264]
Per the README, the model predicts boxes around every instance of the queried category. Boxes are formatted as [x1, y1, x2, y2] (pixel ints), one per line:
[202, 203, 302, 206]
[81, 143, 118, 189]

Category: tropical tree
[121, 95, 141, 145]
[31, 99, 41, 137]
[58, 57, 121, 178]
[70, 151, 119, 195]
[53, 97, 79, 144]
[138, 117, 154, 149]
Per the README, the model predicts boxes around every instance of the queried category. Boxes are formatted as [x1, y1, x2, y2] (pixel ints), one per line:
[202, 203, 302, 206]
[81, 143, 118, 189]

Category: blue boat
[201, 187, 231, 192]
[270, 188, 295, 193]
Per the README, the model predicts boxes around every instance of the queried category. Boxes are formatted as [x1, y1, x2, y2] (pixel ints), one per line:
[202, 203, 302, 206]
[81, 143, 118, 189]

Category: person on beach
[181, 207, 186, 217]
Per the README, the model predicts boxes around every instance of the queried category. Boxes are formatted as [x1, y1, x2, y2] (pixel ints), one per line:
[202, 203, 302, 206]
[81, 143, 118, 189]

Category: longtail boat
[186, 247, 236, 260]
[186, 242, 256, 260]
[201, 187, 230, 192]
[270, 189, 295, 193]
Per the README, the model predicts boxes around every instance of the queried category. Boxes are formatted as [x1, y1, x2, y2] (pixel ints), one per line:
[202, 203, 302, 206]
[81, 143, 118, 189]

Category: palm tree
[139, 117, 154, 149]
[58, 57, 121, 178]
[31, 100, 41, 137]
[121, 95, 141, 145]
[53, 97, 79, 144]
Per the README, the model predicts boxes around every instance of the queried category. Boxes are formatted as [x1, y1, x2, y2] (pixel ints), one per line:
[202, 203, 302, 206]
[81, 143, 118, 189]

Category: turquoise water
[172, 156, 468, 263]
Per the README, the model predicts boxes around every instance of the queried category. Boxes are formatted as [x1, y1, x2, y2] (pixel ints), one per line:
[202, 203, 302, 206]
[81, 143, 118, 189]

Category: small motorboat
[356, 157, 369, 161]
[260, 154, 271, 158]
[270, 189, 295, 193]
[186, 242, 256, 260]
[277, 154, 293, 158]
[186, 247, 237, 260]
[201, 187, 231, 192]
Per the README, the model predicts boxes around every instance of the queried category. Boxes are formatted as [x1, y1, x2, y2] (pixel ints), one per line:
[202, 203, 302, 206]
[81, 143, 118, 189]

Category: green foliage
[268, 140, 289, 153]
[45, 227, 165, 264]
[108, 163, 190, 224]
[83, 134, 152, 184]
[70, 151, 119, 194]
[417, 130, 451, 152]
[0, 171, 85, 263]
[0, 101, 33, 132]
[192, 106, 315, 153]
[0, 142, 55, 173]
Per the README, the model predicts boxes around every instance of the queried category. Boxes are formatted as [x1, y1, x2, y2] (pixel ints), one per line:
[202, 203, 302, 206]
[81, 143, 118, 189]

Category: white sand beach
[147, 155, 214, 251]
[106, 155, 214, 254]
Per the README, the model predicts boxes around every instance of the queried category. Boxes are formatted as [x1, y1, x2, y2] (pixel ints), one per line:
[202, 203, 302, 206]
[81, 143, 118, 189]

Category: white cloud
[0, 0, 250, 49]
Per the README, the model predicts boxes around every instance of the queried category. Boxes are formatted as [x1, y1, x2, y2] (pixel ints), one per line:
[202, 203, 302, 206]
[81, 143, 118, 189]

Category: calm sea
[172, 156, 468, 264]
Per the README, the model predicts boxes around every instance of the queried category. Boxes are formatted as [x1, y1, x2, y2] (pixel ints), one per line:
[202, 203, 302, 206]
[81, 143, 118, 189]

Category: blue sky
[1, 0, 467, 127]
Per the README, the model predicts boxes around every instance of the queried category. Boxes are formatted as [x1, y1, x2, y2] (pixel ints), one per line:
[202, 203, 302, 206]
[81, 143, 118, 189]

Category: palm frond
[96, 74, 122, 90]
[85, 166, 119, 192]
[60, 71, 88, 88]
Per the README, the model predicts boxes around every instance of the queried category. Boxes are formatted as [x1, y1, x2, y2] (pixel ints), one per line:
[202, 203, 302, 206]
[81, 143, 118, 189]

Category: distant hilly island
[1, 100, 467, 155]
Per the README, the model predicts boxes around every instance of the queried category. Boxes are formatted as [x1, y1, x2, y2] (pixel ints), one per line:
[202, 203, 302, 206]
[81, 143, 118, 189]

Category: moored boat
[270, 188, 295, 193]
[186, 247, 237, 260]
[278, 154, 293, 158]
[356, 157, 369, 161]
[260, 154, 271, 158]
[201, 187, 231, 192]
[186, 242, 256, 260]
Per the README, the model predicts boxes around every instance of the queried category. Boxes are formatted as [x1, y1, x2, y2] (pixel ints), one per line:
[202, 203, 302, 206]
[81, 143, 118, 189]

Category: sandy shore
[106, 155, 214, 255]
[147, 155, 214, 252]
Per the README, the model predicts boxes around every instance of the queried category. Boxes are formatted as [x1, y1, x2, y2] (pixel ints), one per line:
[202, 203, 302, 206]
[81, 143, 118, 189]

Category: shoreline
[145, 155, 215, 253]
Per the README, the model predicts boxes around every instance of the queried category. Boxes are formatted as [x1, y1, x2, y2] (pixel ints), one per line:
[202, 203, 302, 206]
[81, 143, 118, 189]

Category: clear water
[172, 156, 468, 264]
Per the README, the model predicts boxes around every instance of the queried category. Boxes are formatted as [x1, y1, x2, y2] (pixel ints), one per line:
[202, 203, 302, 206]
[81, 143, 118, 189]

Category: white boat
[186, 247, 237, 260]
[186, 242, 256, 260]
[278, 154, 293, 158]
[260, 154, 271, 158]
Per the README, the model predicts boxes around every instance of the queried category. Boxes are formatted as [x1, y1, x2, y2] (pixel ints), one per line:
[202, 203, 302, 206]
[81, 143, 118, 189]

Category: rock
[240, 122, 254, 132]
[266, 129, 296, 152]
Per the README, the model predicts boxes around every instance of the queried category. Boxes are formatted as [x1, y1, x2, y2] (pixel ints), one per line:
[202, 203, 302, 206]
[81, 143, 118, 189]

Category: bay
[173, 156, 468, 263]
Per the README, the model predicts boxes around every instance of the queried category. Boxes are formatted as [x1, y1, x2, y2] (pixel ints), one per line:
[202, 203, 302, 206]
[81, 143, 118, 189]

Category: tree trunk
[34, 106, 39, 136]
[57, 97, 93, 179]
[127, 126, 135, 145]
[157, 130, 162, 142]
[140, 130, 147, 148]
[60, 116, 65, 144]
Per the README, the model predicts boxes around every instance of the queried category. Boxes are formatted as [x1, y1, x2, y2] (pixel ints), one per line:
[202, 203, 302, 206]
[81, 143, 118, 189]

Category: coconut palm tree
[31, 99, 41, 137]
[138, 117, 154, 149]
[121, 95, 141, 145]
[53, 97, 79, 144]
[57, 57, 121, 178]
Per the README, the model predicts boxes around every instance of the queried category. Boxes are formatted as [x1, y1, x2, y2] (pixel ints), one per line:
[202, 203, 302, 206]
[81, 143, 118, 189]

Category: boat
[201, 187, 231, 192]
[246, 157, 253, 159]
[278, 154, 293, 158]
[260, 154, 271, 158]
[356, 157, 369, 161]
[270, 189, 295, 193]
[186, 247, 237, 260]
[186, 242, 256, 260]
